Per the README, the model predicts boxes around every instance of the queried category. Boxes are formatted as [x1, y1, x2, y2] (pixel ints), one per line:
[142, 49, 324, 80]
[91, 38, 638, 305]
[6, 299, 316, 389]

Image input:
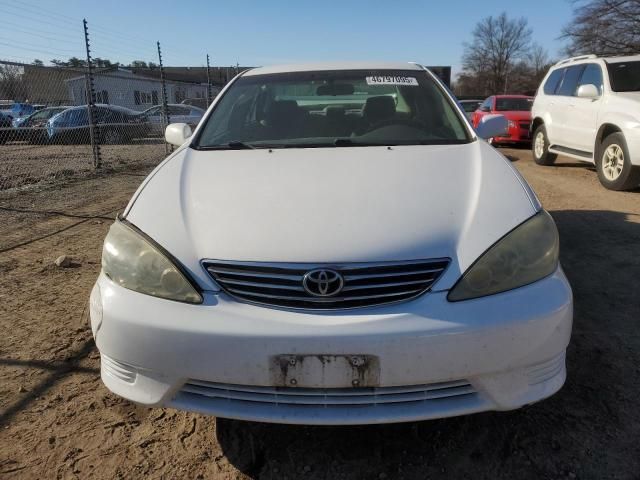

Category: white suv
[531, 54, 640, 190]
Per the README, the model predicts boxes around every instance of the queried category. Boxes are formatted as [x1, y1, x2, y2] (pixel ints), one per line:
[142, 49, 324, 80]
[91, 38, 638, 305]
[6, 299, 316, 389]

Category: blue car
[10, 103, 46, 126]
[46, 104, 149, 144]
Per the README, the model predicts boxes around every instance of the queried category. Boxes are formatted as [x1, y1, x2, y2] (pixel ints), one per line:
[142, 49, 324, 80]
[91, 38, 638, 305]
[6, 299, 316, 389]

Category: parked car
[46, 104, 149, 144]
[458, 99, 482, 121]
[139, 104, 205, 135]
[182, 93, 220, 110]
[7, 103, 45, 124]
[90, 61, 572, 426]
[11, 106, 70, 142]
[531, 54, 640, 190]
[472, 95, 533, 146]
[0, 110, 11, 144]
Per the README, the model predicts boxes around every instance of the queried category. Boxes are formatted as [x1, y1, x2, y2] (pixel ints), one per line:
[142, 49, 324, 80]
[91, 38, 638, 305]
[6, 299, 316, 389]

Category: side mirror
[475, 114, 508, 140]
[165, 123, 192, 146]
[480, 106, 491, 112]
[577, 84, 599, 99]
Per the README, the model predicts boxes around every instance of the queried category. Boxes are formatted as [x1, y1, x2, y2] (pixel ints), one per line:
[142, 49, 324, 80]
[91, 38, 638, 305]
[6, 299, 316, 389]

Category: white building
[65, 68, 208, 111]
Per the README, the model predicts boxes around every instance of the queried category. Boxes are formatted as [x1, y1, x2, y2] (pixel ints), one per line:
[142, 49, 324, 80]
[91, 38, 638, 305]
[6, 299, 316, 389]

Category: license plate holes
[270, 354, 380, 388]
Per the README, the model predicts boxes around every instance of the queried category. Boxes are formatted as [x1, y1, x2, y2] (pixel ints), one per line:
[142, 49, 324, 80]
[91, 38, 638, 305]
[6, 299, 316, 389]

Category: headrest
[363, 96, 395, 123]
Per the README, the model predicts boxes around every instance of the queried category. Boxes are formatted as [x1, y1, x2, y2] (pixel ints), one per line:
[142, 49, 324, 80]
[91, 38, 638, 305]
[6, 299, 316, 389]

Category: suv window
[578, 64, 603, 95]
[543, 69, 564, 95]
[557, 65, 585, 96]
[607, 61, 640, 92]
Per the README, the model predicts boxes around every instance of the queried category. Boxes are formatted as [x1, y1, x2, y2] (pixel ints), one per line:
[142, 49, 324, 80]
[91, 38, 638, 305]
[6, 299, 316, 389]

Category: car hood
[125, 143, 539, 291]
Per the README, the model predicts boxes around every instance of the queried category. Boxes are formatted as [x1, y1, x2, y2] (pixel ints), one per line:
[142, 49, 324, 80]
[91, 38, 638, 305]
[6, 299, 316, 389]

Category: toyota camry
[90, 62, 573, 425]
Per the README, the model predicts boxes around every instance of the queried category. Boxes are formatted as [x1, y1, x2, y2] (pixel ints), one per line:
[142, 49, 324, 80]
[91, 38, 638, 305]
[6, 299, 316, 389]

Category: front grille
[178, 379, 476, 407]
[203, 259, 450, 310]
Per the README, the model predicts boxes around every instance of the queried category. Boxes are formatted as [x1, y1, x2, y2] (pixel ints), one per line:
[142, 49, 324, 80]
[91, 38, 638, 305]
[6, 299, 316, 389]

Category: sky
[0, 0, 575, 75]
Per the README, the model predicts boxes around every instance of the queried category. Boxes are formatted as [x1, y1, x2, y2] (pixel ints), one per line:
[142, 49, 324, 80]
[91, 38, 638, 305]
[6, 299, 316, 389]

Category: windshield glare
[194, 70, 470, 149]
[608, 61, 640, 92]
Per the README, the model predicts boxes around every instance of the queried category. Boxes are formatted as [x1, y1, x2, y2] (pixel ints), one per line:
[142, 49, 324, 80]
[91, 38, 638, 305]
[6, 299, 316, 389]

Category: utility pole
[157, 41, 171, 154]
[83, 19, 101, 168]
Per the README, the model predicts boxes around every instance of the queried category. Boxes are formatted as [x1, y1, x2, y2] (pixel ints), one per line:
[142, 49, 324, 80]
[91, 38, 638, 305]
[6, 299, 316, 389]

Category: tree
[461, 12, 533, 95]
[129, 60, 148, 68]
[32, 59, 44, 66]
[562, 0, 640, 55]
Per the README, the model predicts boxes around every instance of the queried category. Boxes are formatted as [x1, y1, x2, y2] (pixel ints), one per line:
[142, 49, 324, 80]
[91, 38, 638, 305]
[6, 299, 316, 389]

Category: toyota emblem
[302, 269, 344, 297]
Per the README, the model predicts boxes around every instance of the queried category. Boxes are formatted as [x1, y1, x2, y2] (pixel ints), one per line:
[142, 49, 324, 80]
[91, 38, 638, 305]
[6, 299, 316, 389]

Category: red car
[472, 95, 533, 146]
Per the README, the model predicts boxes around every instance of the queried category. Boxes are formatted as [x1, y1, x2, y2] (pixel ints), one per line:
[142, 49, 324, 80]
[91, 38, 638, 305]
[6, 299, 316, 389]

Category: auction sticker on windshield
[366, 76, 418, 86]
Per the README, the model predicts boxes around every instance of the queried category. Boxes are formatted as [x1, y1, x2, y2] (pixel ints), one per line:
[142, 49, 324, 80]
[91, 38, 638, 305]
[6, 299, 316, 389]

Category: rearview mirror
[577, 84, 599, 99]
[165, 123, 192, 146]
[475, 114, 508, 140]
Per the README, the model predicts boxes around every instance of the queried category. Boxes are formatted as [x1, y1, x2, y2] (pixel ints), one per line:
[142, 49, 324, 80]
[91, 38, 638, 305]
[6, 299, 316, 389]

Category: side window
[578, 64, 603, 95]
[557, 65, 585, 96]
[480, 97, 492, 111]
[543, 69, 564, 95]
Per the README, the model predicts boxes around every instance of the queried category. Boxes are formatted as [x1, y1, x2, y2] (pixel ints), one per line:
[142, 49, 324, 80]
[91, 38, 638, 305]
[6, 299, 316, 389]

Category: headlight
[102, 220, 202, 304]
[508, 120, 517, 128]
[448, 211, 559, 301]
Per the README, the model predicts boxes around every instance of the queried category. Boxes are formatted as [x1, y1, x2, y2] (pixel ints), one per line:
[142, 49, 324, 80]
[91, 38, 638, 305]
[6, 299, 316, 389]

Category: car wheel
[532, 125, 557, 166]
[103, 129, 124, 145]
[596, 132, 640, 191]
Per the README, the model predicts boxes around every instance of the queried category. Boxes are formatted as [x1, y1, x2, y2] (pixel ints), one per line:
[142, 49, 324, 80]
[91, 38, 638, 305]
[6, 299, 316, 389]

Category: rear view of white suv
[531, 55, 640, 190]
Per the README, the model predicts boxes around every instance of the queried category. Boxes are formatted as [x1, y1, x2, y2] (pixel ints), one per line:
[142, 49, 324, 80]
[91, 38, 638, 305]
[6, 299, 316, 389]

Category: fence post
[206, 54, 212, 108]
[83, 19, 101, 168]
[157, 41, 171, 155]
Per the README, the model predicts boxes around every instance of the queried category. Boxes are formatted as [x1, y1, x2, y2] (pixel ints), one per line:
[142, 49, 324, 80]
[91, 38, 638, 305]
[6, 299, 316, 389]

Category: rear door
[552, 64, 586, 150]
[569, 63, 604, 156]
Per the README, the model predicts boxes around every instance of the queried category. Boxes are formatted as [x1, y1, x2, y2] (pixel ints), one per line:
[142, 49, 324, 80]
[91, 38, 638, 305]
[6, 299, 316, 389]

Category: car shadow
[216, 209, 640, 479]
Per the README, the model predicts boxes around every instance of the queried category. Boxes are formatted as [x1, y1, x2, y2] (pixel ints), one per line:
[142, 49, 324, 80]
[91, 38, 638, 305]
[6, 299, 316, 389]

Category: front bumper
[91, 267, 573, 425]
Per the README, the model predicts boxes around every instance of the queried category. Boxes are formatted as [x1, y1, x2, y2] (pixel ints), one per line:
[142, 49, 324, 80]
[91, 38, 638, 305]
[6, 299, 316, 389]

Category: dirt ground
[1, 147, 639, 480]
[0, 142, 166, 191]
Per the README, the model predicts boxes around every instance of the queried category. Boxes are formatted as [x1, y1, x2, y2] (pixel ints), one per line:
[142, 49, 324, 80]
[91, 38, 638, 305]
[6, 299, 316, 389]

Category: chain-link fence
[0, 60, 226, 192]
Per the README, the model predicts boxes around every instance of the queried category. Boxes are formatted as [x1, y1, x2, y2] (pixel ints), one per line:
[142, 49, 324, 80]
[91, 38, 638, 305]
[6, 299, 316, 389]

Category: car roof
[244, 61, 423, 76]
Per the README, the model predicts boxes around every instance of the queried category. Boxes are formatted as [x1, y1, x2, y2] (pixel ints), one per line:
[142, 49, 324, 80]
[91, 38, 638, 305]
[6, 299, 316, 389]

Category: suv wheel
[532, 125, 556, 165]
[596, 132, 640, 191]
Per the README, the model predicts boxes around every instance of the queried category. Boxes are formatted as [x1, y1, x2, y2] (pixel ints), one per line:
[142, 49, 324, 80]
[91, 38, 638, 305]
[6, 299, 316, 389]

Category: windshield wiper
[334, 138, 393, 147]
[227, 141, 256, 149]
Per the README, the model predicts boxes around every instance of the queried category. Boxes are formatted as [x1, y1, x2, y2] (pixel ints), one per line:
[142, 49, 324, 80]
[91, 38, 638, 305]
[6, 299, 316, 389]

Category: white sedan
[90, 62, 573, 425]
[139, 104, 204, 135]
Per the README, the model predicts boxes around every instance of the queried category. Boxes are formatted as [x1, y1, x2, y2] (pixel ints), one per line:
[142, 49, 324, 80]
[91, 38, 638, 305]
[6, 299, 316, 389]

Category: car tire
[596, 132, 640, 191]
[532, 125, 557, 166]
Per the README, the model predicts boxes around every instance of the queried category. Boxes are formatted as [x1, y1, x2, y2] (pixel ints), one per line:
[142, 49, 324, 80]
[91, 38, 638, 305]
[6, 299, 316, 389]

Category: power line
[0, 40, 81, 57]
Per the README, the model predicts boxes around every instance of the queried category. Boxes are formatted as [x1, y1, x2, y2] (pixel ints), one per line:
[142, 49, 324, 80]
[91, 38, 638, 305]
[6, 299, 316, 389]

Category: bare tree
[0, 63, 27, 101]
[462, 13, 533, 94]
[528, 43, 551, 76]
[562, 0, 640, 55]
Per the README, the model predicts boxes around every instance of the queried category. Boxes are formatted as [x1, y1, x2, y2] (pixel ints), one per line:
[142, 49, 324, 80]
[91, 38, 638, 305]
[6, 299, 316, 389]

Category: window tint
[543, 68, 564, 95]
[578, 64, 603, 95]
[607, 61, 640, 92]
[557, 65, 585, 96]
[495, 97, 532, 111]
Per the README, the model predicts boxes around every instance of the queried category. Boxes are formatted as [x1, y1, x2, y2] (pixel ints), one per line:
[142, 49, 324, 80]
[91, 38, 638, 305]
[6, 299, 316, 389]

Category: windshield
[608, 61, 640, 92]
[495, 98, 532, 112]
[194, 69, 470, 149]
